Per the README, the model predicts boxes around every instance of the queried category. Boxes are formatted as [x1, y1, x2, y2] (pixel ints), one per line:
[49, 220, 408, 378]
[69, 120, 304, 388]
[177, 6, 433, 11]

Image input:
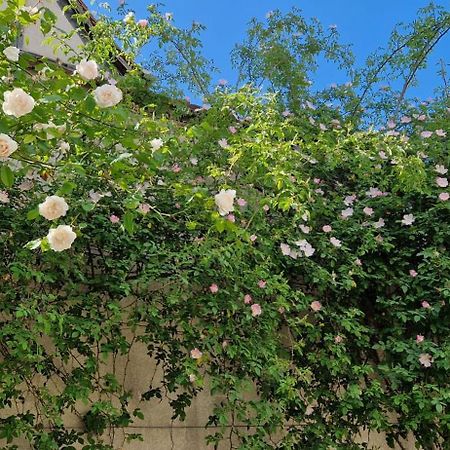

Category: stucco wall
[19, 0, 86, 65]
[0, 335, 418, 449]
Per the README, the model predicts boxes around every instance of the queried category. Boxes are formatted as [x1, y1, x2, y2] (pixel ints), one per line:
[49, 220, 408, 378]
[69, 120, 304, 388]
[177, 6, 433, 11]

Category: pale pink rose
[344, 194, 356, 205]
[300, 224, 310, 234]
[2, 88, 35, 117]
[172, 163, 181, 173]
[322, 225, 332, 233]
[258, 280, 267, 288]
[387, 119, 396, 129]
[209, 283, 219, 293]
[218, 138, 229, 149]
[250, 234, 257, 242]
[0, 134, 18, 158]
[330, 237, 342, 247]
[189, 374, 197, 383]
[366, 187, 383, 198]
[420, 130, 433, 138]
[313, 178, 321, 184]
[93, 84, 123, 108]
[226, 214, 235, 222]
[310, 301, 322, 312]
[435, 129, 446, 137]
[263, 205, 270, 212]
[416, 114, 426, 121]
[374, 218, 385, 229]
[237, 198, 247, 207]
[379, 151, 388, 160]
[280, 243, 291, 256]
[0, 191, 9, 203]
[439, 192, 449, 201]
[334, 335, 343, 344]
[110, 215, 120, 223]
[409, 269, 418, 277]
[215, 189, 236, 216]
[251, 303, 262, 317]
[419, 353, 433, 367]
[175, 203, 181, 209]
[341, 207, 354, 219]
[228, 126, 237, 134]
[435, 165, 448, 175]
[39, 195, 69, 220]
[436, 177, 448, 188]
[363, 207, 374, 216]
[295, 239, 315, 257]
[244, 294, 252, 304]
[190, 348, 202, 359]
[218, 79, 228, 86]
[401, 213, 415, 226]
[47, 225, 76, 252]
[421, 301, 431, 309]
[354, 258, 362, 266]
[150, 138, 163, 151]
[3, 46, 20, 62]
[138, 19, 148, 27]
[138, 203, 151, 214]
[75, 60, 98, 80]
[400, 116, 411, 123]
[416, 335, 424, 343]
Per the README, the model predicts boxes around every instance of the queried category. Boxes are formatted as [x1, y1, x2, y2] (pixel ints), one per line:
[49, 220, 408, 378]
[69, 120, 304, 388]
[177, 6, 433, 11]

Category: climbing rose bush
[0, 2, 449, 450]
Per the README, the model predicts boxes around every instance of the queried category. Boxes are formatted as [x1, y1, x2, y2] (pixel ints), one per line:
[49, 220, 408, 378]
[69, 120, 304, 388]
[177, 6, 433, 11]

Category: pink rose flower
[190, 348, 202, 359]
[250, 234, 257, 242]
[110, 215, 120, 223]
[439, 192, 449, 201]
[436, 177, 449, 188]
[363, 207, 374, 216]
[237, 198, 247, 207]
[419, 353, 433, 367]
[251, 303, 262, 317]
[409, 269, 418, 278]
[258, 280, 267, 288]
[310, 300, 322, 312]
[420, 131, 433, 138]
[416, 335, 424, 343]
[322, 225, 332, 233]
[244, 294, 252, 304]
[209, 283, 219, 293]
[421, 300, 431, 309]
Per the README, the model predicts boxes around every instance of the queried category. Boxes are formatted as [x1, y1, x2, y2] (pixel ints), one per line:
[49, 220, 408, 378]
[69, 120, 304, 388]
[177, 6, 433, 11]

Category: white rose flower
[3, 46, 20, 62]
[75, 60, 99, 80]
[2, 88, 35, 117]
[47, 225, 76, 252]
[39, 195, 69, 220]
[150, 138, 164, 151]
[215, 189, 236, 216]
[0, 134, 18, 159]
[93, 84, 123, 108]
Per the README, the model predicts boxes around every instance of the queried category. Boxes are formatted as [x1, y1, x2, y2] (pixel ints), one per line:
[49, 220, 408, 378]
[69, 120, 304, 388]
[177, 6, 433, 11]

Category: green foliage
[0, 1, 449, 449]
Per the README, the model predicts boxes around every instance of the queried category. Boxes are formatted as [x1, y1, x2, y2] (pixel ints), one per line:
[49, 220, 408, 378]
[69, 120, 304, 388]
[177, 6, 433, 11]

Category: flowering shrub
[0, 2, 449, 449]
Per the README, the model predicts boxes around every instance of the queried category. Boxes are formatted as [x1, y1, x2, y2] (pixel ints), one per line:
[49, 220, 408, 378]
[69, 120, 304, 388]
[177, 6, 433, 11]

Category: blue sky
[111, 1, 449, 102]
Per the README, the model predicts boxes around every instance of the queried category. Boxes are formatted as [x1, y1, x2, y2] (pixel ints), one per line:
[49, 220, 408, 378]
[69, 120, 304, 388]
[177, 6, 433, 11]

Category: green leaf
[0, 165, 14, 187]
[27, 208, 40, 220]
[123, 211, 135, 234]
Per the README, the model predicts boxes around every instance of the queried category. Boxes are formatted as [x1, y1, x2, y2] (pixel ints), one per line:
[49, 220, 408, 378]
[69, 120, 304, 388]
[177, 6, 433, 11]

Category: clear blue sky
[110, 1, 449, 102]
